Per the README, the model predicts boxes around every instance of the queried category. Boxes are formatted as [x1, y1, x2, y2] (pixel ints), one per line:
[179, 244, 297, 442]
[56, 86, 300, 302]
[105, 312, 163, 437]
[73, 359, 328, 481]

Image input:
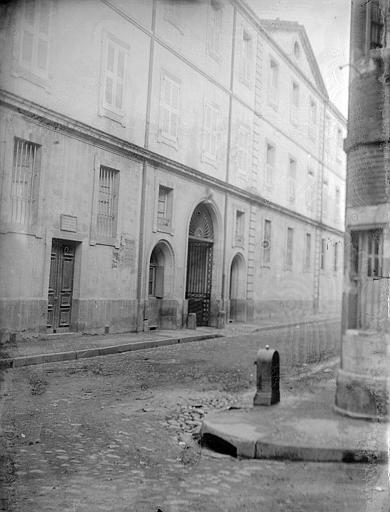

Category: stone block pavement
[0, 312, 338, 368]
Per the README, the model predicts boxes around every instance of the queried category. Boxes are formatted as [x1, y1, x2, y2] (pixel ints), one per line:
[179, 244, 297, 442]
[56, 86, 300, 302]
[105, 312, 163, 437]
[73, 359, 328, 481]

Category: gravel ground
[0, 321, 388, 512]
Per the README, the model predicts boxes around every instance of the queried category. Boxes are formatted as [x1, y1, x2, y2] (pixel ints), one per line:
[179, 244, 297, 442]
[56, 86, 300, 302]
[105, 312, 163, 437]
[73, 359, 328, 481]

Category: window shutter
[155, 266, 164, 298]
[36, 0, 50, 73]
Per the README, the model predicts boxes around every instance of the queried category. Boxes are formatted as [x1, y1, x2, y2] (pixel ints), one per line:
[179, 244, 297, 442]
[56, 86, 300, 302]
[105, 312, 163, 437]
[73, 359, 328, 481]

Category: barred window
[97, 166, 119, 238]
[11, 138, 40, 225]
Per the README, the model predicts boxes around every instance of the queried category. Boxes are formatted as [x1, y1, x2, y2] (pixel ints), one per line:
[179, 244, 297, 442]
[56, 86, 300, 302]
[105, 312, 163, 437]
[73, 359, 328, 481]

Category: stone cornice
[0, 89, 344, 237]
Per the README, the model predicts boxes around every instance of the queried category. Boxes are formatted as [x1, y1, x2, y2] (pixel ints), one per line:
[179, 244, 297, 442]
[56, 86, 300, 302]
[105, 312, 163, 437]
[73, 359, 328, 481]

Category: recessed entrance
[185, 203, 214, 326]
[229, 253, 246, 321]
[47, 239, 77, 333]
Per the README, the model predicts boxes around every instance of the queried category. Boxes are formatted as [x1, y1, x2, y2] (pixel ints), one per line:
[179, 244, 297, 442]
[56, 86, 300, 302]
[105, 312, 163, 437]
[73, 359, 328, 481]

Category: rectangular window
[367, 229, 383, 277]
[157, 185, 173, 230]
[369, 0, 384, 49]
[159, 72, 180, 144]
[97, 166, 119, 238]
[305, 233, 311, 269]
[309, 98, 317, 139]
[268, 59, 279, 107]
[286, 227, 294, 270]
[324, 115, 331, 161]
[207, 0, 222, 60]
[335, 187, 341, 222]
[290, 81, 299, 125]
[101, 36, 127, 117]
[263, 219, 271, 265]
[235, 210, 245, 244]
[240, 29, 252, 85]
[11, 138, 40, 226]
[334, 242, 339, 272]
[320, 238, 326, 270]
[322, 179, 328, 219]
[19, 0, 50, 77]
[203, 102, 219, 161]
[337, 128, 343, 161]
[306, 168, 315, 211]
[164, 0, 182, 29]
[265, 142, 275, 187]
[288, 157, 297, 203]
[236, 124, 251, 178]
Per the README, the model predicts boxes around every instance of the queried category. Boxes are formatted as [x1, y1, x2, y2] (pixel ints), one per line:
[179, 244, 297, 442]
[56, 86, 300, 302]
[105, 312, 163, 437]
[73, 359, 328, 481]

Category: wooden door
[47, 239, 76, 332]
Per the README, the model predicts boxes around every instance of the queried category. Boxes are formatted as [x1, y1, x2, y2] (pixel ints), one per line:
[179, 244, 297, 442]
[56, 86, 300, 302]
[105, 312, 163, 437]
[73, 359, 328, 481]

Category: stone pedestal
[335, 330, 390, 420]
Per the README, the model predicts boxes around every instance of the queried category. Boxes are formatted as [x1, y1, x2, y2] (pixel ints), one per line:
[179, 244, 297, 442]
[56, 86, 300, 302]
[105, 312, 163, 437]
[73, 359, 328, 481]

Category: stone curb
[0, 317, 338, 369]
[201, 415, 388, 463]
[0, 334, 224, 369]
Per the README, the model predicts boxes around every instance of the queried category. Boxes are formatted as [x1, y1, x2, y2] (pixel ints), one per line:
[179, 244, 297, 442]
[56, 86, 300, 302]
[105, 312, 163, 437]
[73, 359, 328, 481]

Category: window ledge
[11, 66, 51, 93]
[157, 132, 179, 151]
[98, 107, 126, 127]
[95, 236, 117, 247]
[201, 152, 218, 167]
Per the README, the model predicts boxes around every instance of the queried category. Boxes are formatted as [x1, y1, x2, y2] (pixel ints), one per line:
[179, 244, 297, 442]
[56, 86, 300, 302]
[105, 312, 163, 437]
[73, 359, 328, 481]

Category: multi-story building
[0, 0, 346, 339]
[335, 0, 389, 420]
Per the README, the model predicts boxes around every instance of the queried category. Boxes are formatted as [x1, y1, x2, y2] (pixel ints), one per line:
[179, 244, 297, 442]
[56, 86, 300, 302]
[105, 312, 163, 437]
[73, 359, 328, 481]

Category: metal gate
[186, 240, 213, 326]
[47, 239, 76, 332]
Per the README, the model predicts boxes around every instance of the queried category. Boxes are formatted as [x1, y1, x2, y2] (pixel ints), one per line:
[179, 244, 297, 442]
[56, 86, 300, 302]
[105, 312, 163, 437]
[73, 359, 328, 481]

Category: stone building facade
[0, 0, 346, 339]
[335, 0, 390, 419]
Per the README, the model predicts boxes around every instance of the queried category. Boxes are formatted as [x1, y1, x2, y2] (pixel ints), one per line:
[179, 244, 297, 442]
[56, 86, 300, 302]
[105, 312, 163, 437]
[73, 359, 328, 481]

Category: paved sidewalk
[0, 313, 339, 368]
[201, 377, 389, 464]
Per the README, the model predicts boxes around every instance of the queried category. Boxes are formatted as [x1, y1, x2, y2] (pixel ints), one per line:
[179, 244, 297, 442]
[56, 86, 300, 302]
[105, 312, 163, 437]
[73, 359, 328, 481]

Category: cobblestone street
[0, 322, 387, 511]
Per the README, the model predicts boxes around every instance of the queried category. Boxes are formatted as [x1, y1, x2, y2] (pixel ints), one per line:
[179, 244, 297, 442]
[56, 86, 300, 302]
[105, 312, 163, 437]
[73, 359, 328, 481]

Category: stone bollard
[217, 310, 226, 329]
[187, 313, 197, 330]
[253, 345, 280, 406]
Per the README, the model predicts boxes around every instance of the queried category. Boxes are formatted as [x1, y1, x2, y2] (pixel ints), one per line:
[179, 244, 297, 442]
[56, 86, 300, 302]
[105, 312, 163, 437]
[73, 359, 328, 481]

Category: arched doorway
[185, 203, 214, 326]
[148, 241, 174, 329]
[229, 253, 246, 321]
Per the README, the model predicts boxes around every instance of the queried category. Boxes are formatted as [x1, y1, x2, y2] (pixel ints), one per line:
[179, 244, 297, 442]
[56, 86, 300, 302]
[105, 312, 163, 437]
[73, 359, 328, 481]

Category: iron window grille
[97, 166, 119, 239]
[11, 138, 40, 226]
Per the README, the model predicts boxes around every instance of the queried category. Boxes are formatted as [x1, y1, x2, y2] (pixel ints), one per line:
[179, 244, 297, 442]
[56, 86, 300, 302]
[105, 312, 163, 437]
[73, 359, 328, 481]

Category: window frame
[207, 0, 223, 62]
[286, 227, 294, 270]
[202, 101, 220, 164]
[288, 156, 297, 203]
[290, 80, 300, 126]
[305, 233, 312, 271]
[12, 0, 53, 90]
[99, 32, 129, 125]
[265, 141, 275, 188]
[156, 184, 174, 233]
[268, 57, 279, 108]
[262, 219, 272, 266]
[234, 209, 245, 246]
[158, 71, 181, 149]
[239, 28, 252, 86]
[9, 137, 41, 229]
[96, 165, 120, 242]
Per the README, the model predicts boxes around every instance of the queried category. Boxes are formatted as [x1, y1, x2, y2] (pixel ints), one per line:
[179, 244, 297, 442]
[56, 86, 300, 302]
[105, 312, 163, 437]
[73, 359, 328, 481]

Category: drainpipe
[221, 4, 237, 311]
[136, 0, 156, 331]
